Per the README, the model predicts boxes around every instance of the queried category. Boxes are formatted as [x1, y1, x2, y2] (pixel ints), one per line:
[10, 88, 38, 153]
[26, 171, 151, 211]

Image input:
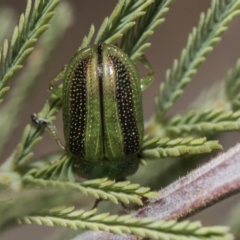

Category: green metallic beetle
[32, 43, 153, 180]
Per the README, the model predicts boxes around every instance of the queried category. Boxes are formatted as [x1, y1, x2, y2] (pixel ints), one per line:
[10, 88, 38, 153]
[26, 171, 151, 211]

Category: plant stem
[79, 143, 240, 239]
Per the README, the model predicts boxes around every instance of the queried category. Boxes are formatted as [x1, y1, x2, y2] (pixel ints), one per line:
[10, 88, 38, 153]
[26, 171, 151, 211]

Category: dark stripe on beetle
[97, 44, 105, 156]
[69, 58, 89, 157]
[109, 55, 140, 155]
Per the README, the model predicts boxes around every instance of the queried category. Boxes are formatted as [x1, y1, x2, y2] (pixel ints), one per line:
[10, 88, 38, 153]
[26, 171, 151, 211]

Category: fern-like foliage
[79, 24, 95, 50]
[23, 176, 157, 205]
[121, 0, 174, 61]
[141, 136, 222, 159]
[17, 208, 232, 240]
[0, 189, 76, 230]
[156, 0, 240, 117]
[0, 0, 59, 103]
[94, 0, 153, 45]
[0, 2, 72, 156]
[167, 109, 240, 136]
[226, 58, 240, 110]
[26, 155, 74, 181]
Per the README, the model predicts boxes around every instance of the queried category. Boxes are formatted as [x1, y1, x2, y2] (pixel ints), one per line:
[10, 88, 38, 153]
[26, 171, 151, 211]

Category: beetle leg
[50, 85, 62, 99]
[31, 113, 65, 150]
[92, 198, 102, 209]
[48, 65, 67, 98]
[140, 75, 154, 91]
[139, 55, 154, 91]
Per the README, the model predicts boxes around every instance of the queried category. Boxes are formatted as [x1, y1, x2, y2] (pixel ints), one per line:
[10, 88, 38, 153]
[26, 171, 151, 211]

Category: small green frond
[0, 86, 10, 103]
[94, 0, 154, 44]
[0, 8, 16, 44]
[141, 136, 222, 159]
[0, 2, 73, 155]
[26, 156, 74, 182]
[10, 124, 42, 167]
[156, 0, 240, 117]
[18, 209, 232, 240]
[0, 0, 60, 103]
[79, 24, 95, 50]
[23, 176, 157, 205]
[94, 16, 109, 44]
[226, 58, 240, 110]
[121, 0, 174, 61]
[167, 109, 240, 135]
[13, 94, 62, 166]
[0, 189, 78, 230]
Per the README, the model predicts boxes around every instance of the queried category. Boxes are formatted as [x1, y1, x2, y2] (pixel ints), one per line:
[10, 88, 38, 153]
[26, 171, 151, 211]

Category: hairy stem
[79, 143, 240, 239]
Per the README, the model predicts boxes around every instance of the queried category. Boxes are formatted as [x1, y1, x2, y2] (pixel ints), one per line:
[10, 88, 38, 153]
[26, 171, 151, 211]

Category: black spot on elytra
[109, 55, 140, 155]
[69, 58, 89, 156]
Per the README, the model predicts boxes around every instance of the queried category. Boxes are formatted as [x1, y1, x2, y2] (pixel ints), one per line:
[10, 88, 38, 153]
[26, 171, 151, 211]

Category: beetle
[32, 43, 153, 179]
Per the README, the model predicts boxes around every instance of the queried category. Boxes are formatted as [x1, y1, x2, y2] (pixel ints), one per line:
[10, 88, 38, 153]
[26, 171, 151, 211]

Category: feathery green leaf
[0, 189, 77, 230]
[79, 24, 95, 50]
[141, 136, 222, 159]
[167, 109, 240, 135]
[0, 0, 60, 103]
[0, 2, 73, 155]
[23, 176, 157, 205]
[18, 208, 232, 240]
[156, 0, 240, 117]
[121, 0, 174, 61]
[94, 0, 154, 44]
[26, 155, 74, 181]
